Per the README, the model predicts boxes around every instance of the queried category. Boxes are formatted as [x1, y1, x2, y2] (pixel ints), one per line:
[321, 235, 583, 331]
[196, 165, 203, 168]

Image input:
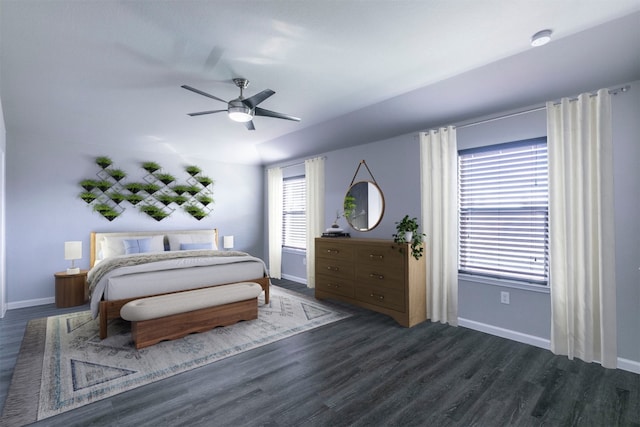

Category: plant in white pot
[393, 215, 425, 260]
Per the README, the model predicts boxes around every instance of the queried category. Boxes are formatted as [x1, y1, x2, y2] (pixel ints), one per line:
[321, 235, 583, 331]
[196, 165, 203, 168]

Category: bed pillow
[168, 233, 217, 251]
[123, 238, 152, 254]
[179, 242, 214, 250]
[102, 235, 164, 259]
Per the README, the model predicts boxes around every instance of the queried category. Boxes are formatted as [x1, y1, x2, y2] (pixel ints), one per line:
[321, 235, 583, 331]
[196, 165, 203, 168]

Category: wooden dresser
[315, 238, 427, 327]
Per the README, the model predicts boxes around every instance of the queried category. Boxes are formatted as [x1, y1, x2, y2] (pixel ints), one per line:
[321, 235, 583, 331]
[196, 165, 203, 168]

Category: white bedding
[88, 250, 268, 317]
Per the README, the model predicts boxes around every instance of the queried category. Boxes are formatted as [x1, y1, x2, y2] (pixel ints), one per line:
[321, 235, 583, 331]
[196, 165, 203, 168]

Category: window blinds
[282, 176, 306, 249]
[458, 138, 549, 284]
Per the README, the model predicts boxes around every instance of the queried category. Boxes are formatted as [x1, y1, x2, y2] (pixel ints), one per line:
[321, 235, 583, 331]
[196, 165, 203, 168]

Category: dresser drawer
[355, 260, 404, 289]
[355, 284, 405, 312]
[316, 257, 354, 279]
[356, 243, 403, 263]
[316, 239, 354, 261]
[316, 273, 355, 298]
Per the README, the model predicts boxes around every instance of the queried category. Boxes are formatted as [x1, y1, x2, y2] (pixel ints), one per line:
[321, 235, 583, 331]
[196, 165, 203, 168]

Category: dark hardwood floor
[1, 279, 638, 426]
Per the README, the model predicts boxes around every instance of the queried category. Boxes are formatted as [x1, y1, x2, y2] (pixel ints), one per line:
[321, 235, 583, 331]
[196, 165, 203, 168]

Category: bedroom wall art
[79, 156, 215, 221]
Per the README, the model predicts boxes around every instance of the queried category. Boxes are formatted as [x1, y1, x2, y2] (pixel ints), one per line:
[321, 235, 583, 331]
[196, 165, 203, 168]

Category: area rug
[1, 285, 350, 426]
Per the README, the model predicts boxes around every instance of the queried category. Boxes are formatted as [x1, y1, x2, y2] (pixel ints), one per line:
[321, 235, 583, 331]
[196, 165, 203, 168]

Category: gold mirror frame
[344, 180, 385, 231]
[344, 160, 385, 232]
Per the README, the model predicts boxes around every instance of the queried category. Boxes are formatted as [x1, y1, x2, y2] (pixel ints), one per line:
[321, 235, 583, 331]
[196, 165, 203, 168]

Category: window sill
[458, 273, 550, 294]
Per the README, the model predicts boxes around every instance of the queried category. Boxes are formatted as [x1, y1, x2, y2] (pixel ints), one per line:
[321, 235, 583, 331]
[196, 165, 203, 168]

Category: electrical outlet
[500, 291, 510, 304]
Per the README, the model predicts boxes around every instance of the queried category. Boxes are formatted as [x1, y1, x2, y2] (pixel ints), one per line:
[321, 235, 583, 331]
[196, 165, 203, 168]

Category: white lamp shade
[64, 241, 82, 260]
[223, 235, 234, 249]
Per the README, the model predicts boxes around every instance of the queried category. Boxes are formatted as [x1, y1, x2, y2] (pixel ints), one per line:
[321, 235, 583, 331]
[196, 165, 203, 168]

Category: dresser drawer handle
[327, 266, 340, 272]
[369, 273, 384, 280]
[327, 283, 341, 289]
[370, 292, 384, 301]
[369, 254, 384, 260]
[326, 249, 339, 254]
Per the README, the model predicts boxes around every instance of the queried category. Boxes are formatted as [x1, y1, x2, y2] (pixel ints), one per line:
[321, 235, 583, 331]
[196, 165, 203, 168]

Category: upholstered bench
[120, 282, 263, 349]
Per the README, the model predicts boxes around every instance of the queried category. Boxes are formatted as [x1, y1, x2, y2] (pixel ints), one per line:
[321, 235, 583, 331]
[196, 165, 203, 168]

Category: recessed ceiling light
[531, 29, 552, 47]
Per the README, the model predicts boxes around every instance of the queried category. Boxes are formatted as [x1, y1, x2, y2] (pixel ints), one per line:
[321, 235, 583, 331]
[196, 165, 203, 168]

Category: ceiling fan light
[228, 105, 253, 122]
[531, 29, 552, 47]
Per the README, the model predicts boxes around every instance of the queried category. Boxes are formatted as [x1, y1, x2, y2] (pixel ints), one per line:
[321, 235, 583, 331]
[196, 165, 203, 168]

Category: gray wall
[611, 83, 640, 363]
[0, 96, 6, 316]
[5, 136, 264, 305]
[273, 80, 639, 365]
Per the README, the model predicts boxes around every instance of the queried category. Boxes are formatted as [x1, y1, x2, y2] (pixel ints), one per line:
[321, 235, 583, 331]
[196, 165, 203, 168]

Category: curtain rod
[267, 156, 327, 170]
[452, 84, 631, 131]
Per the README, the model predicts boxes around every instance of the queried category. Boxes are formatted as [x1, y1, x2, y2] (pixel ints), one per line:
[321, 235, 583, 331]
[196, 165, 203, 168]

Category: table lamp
[65, 241, 82, 274]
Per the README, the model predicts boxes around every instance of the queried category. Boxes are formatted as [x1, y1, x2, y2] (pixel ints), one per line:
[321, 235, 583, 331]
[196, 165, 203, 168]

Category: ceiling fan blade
[181, 85, 227, 104]
[187, 109, 227, 116]
[244, 120, 256, 131]
[254, 107, 301, 122]
[242, 89, 275, 109]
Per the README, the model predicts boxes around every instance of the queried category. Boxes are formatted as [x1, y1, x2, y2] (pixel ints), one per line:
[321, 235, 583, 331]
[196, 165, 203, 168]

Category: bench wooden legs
[130, 298, 258, 349]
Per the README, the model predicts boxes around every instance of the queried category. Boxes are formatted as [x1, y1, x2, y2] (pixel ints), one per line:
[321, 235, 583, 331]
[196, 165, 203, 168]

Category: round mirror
[344, 181, 385, 231]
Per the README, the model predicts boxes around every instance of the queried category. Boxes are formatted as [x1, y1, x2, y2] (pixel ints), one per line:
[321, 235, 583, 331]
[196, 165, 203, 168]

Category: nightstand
[54, 270, 89, 308]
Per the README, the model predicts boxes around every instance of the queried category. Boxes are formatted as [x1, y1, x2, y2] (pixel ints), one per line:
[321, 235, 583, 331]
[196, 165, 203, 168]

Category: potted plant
[93, 203, 120, 221]
[142, 183, 161, 194]
[197, 195, 214, 206]
[107, 168, 127, 181]
[184, 204, 207, 220]
[126, 194, 144, 205]
[79, 179, 98, 191]
[95, 156, 112, 169]
[156, 193, 175, 206]
[171, 184, 189, 195]
[107, 191, 127, 204]
[154, 172, 176, 185]
[124, 182, 144, 194]
[185, 165, 202, 176]
[141, 161, 161, 174]
[196, 176, 213, 187]
[139, 204, 169, 221]
[95, 180, 113, 192]
[186, 185, 201, 196]
[393, 215, 425, 260]
[79, 191, 97, 204]
[173, 195, 188, 205]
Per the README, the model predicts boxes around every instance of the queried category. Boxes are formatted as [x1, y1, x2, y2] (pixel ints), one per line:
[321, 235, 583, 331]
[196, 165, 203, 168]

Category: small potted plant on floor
[393, 215, 425, 260]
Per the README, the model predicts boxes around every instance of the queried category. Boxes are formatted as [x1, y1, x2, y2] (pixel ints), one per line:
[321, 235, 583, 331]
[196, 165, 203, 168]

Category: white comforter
[88, 250, 268, 317]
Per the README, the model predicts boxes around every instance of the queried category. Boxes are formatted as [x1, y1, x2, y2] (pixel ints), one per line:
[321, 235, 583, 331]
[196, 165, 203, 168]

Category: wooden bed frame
[89, 229, 270, 339]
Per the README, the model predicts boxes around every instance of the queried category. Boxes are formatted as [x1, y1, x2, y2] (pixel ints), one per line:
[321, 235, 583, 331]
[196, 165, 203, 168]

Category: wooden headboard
[90, 229, 219, 268]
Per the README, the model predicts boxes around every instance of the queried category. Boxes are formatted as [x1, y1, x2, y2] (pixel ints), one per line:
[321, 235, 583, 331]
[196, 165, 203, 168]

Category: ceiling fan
[182, 78, 301, 130]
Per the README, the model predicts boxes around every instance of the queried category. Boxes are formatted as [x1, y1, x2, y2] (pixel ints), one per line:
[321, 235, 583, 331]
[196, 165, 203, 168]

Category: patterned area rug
[1, 286, 350, 426]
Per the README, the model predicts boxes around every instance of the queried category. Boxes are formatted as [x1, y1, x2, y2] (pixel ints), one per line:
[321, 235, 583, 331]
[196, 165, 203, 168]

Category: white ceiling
[2, 1, 640, 165]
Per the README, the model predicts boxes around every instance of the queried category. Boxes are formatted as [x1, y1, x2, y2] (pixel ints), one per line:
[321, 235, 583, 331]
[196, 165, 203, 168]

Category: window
[282, 176, 306, 249]
[458, 138, 549, 285]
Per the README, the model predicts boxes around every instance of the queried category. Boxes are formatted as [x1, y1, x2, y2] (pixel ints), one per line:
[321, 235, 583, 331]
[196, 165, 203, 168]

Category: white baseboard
[458, 317, 640, 374]
[458, 317, 551, 350]
[7, 296, 55, 310]
[281, 273, 307, 285]
[617, 357, 640, 374]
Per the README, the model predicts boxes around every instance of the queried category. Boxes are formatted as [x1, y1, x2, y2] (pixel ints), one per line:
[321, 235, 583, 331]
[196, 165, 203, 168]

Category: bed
[88, 229, 270, 339]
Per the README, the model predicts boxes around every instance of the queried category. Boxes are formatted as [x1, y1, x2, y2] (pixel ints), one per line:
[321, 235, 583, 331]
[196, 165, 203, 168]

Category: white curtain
[420, 127, 458, 326]
[547, 89, 617, 368]
[305, 157, 325, 288]
[267, 167, 283, 279]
